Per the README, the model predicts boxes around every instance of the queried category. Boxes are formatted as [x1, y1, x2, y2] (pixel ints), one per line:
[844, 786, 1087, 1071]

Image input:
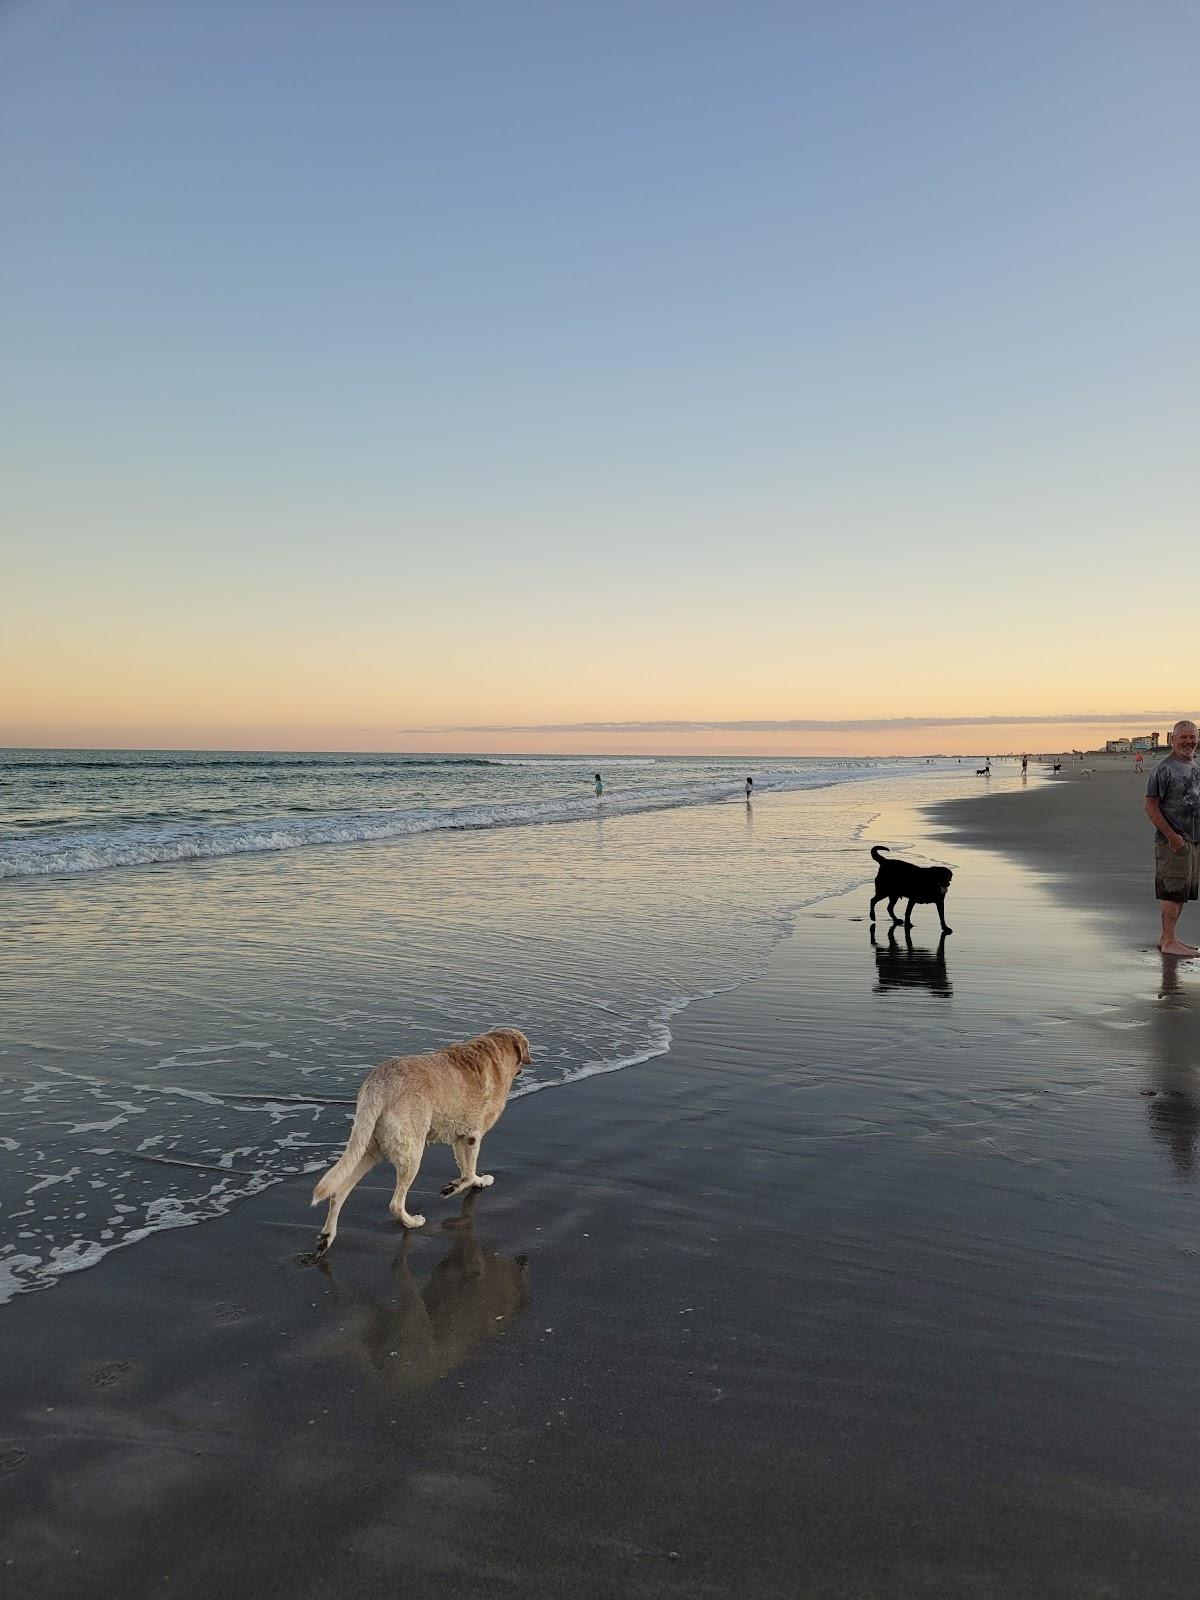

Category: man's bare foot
[1159, 940, 1198, 957]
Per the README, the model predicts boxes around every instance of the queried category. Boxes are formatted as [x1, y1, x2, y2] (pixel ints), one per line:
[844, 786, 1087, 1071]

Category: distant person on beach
[745, 776, 753, 800]
[594, 772, 603, 798]
[1021, 754, 1028, 776]
[1134, 750, 1144, 774]
[1145, 720, 1200, 957]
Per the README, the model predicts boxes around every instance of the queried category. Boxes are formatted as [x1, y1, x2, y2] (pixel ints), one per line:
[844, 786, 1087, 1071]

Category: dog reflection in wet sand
[872, 926, 953, 998]
[321, 1199, 530, 1389]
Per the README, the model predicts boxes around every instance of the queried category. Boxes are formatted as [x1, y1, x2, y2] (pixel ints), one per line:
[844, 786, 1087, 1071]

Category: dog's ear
[495, 1027, 531, 1068]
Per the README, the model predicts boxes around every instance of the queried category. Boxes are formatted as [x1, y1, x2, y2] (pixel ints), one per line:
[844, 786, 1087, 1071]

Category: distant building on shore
[1109, 733, 1159, 753]
[1106, 738, 1131, 754]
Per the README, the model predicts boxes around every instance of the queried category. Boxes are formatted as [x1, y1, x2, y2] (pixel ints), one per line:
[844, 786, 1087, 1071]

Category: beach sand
[931, 754, 1154, 938]
[3, 769, 1199, 1599]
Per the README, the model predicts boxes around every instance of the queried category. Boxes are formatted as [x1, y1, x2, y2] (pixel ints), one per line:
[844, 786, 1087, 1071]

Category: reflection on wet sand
[1144, 958, 1200, 1179]
[870, 926, 952, 998]
[319, 1197, 530, 1388]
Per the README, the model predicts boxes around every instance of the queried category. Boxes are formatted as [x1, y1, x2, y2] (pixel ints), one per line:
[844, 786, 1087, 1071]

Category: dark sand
[929, 756, 1154, 938]
[3, 774, 1200, 1599]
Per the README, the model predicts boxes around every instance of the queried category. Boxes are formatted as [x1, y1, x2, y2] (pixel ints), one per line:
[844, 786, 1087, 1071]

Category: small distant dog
[311, 1027, 532, 1256]
[869, 845, 953, 935]
[975, 767, 989, 776]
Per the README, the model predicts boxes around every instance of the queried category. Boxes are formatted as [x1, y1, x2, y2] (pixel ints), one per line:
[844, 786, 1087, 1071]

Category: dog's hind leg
[442, 1132, 494, 1198]
[388, 1180, 425, 1228]
[375, 1116, 427, 1227]
[380, 1135, 425, 1228]
[316, 1151, 378, 1256]
[869, 889, 883, 922]
[441, 1136, 474, 1198]
[887, 896, 903, 924]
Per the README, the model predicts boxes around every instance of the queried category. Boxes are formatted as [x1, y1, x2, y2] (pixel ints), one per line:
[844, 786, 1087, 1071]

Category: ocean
[0, 749, 971, 1303]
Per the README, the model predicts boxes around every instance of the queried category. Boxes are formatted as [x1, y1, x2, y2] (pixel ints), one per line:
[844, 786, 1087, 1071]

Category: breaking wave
[0, 766, 895, 880]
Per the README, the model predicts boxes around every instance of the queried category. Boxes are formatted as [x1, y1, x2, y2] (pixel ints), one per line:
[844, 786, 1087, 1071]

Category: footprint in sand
[0, 1447, 29, 1473]
[209, 1301, 251, 1324]
[87, 1359, 134, 1389]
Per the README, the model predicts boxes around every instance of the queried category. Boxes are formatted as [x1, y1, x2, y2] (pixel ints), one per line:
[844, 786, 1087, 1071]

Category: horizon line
[408, 711, 1188, 735]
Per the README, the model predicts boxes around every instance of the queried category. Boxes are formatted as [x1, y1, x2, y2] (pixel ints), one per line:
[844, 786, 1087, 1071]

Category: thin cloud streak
[411, 712, 1186, 735]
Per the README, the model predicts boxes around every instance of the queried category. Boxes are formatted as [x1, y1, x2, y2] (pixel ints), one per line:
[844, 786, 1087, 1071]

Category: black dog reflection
[871, 926, 952, 998]
[319, 1197, 530, 1389]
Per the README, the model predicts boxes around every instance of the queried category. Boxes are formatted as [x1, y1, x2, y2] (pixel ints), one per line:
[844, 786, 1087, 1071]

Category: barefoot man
[1145, 720, 1200, 956]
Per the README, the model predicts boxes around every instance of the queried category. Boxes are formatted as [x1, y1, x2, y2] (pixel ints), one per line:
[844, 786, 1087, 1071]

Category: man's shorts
[1154, 835, 1200, 902]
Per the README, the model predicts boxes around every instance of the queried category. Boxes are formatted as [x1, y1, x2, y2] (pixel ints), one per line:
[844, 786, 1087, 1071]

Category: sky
[3, 0, 1197, 754]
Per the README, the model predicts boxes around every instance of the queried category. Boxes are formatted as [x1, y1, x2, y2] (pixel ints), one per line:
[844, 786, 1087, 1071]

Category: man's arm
[1146, 795, 1186, 852]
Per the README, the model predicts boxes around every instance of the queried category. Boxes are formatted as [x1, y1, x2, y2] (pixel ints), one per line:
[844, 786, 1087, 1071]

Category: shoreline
[3, 776, 1199, 1597]
[927, 754, 1154, 942]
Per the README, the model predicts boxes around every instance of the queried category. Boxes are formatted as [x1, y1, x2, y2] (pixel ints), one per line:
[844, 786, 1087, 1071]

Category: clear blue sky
[3, 1, 1197, 750]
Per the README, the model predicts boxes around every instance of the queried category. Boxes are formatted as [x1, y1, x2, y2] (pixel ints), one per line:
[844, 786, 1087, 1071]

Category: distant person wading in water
[1145, 720, 1200, 957]
[745, 776, 753, 800]
[594, 773, 603, 798]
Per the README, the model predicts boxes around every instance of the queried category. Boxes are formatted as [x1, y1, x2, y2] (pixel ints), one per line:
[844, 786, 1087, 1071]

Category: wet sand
[929, 755, 1154, 939]
[3, 777, 1200, 1599]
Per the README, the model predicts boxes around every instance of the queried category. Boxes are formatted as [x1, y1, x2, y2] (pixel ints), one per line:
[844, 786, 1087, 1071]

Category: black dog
[869, 845, 953, 935]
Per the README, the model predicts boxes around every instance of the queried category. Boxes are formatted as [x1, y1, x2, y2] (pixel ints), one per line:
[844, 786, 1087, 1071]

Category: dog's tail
[870, 845, 890, 864]
[311, 1096, 379, 1204]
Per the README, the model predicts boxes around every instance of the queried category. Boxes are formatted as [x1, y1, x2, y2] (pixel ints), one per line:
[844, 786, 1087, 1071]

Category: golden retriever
[311, 1026, 531, 1255]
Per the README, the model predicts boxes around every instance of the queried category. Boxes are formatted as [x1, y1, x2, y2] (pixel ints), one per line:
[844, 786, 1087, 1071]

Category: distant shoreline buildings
[1105, 733, 1160, 754]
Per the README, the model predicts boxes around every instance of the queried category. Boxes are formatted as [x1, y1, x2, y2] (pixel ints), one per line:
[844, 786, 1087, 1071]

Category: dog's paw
[314, 1233, 330, 1256]
[404, 1213, 426, 1228]
[474, 1174, 494, 1188]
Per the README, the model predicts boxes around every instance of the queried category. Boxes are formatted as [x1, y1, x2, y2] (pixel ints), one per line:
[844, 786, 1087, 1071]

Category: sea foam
[0, 766, 889, 880]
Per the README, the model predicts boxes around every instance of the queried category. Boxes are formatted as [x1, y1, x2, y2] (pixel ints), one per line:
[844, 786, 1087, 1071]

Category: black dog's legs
[888, 896, 903, 924]
[902, 897, 954, 934]
[869, 891, 883, 922]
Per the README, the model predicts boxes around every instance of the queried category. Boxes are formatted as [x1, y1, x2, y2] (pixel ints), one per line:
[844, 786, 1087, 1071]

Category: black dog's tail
[870, 845, 890, 864]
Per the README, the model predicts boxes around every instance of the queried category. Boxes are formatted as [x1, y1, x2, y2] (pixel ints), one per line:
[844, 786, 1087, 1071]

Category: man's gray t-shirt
[1147, 757, 1200, 843]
